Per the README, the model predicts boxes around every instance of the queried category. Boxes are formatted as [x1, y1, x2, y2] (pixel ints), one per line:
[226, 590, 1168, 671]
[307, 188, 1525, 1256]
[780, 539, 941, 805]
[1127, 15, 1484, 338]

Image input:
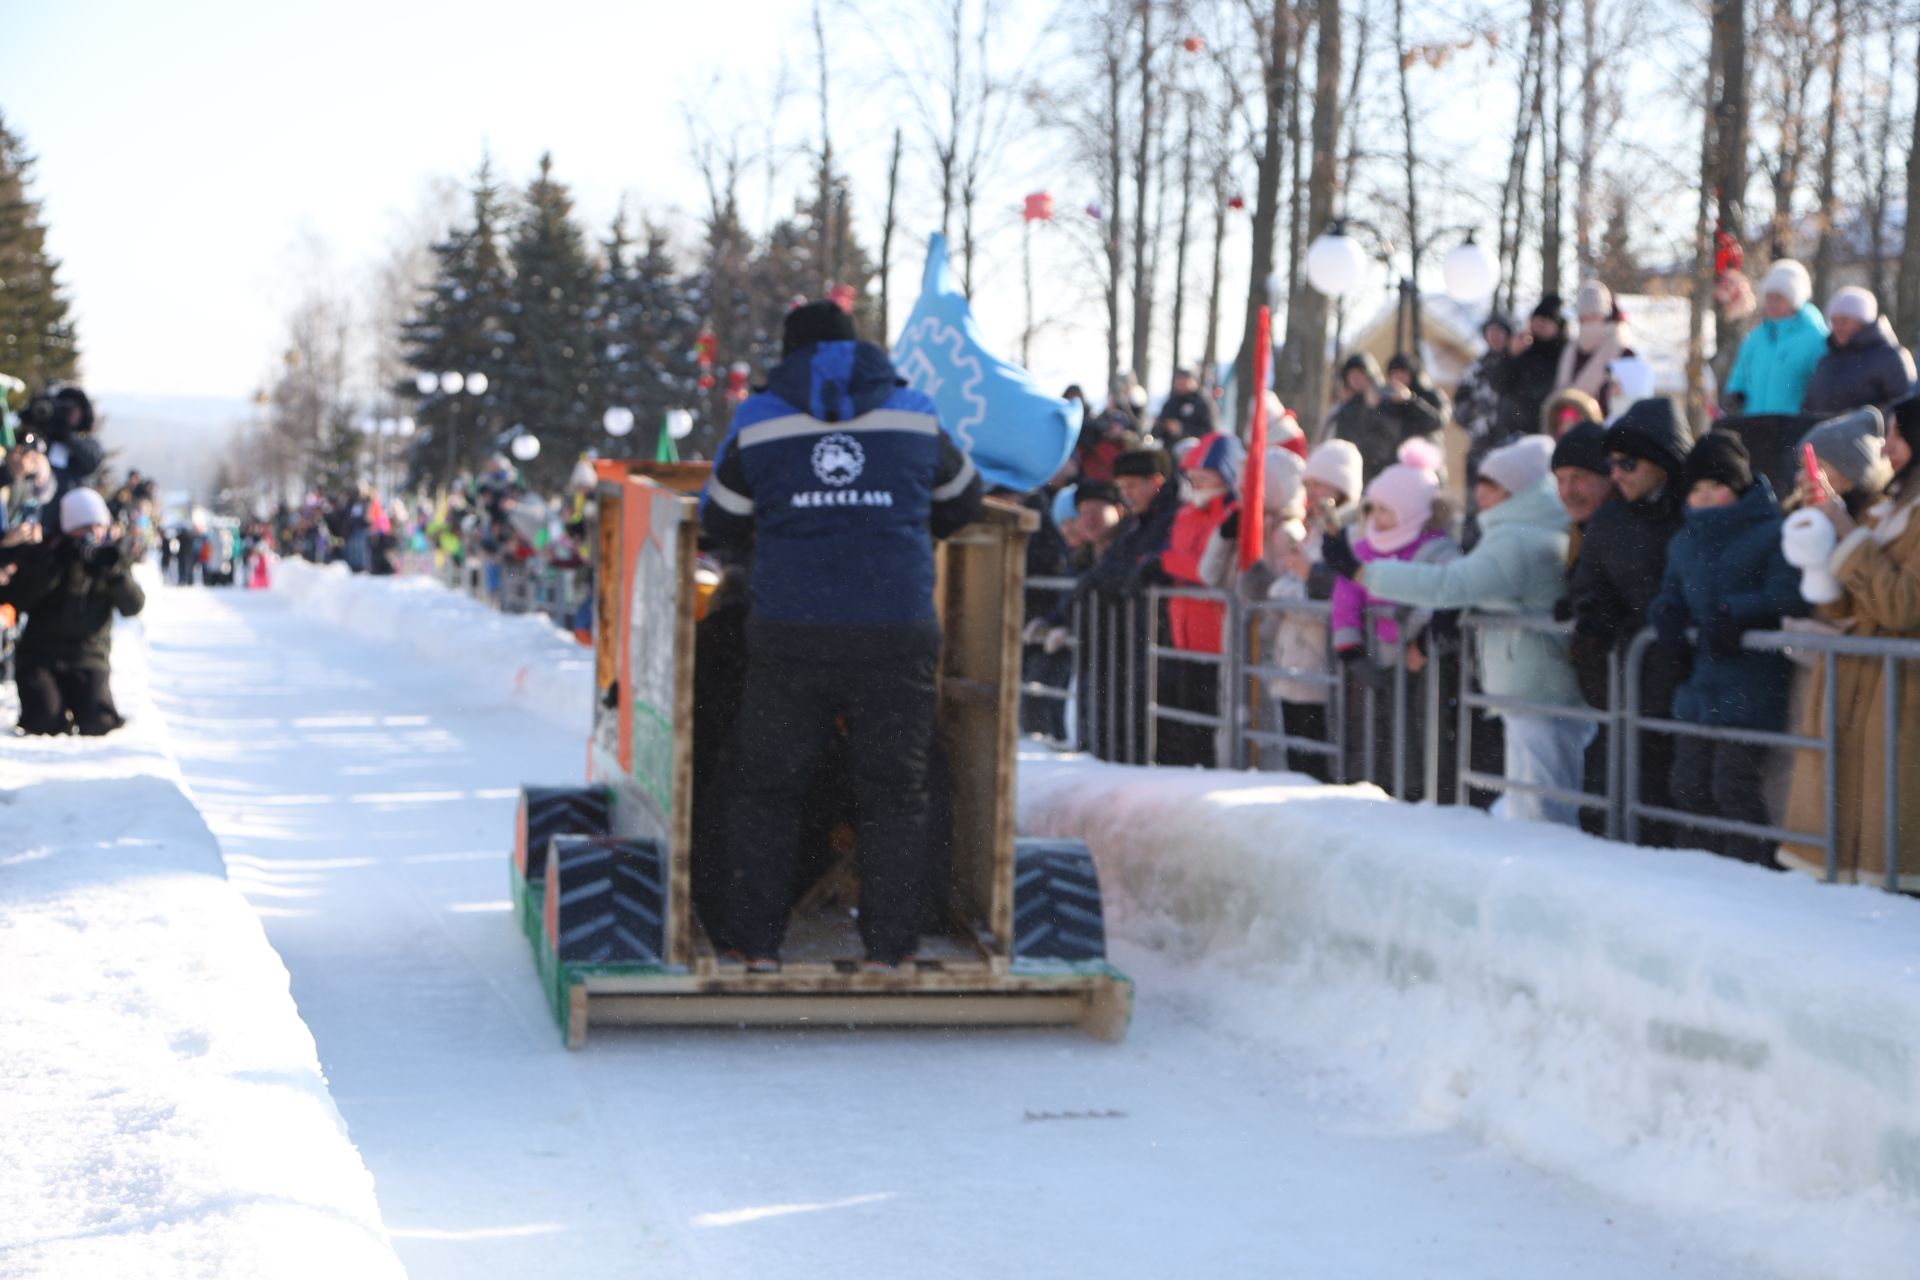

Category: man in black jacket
[1322, 353, 1445, 485]
[2, 487, 144, 736]
[1567, 398, 1692, 842]
[1489, 296, 1570, 439]
[699, 301, 983, 971]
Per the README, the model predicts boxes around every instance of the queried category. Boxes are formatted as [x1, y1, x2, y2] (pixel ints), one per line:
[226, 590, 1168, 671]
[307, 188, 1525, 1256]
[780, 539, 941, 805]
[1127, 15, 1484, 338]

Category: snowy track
[136, 581, 1774, 1280]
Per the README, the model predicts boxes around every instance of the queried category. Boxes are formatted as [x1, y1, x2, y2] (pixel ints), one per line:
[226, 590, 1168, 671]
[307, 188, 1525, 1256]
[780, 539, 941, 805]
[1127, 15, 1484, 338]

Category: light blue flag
[891, 233, 1082, 493]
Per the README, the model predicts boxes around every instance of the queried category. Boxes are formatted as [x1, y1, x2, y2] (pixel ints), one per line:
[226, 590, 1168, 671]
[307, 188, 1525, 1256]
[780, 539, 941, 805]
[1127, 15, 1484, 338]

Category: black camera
[20, 385, 94, 443]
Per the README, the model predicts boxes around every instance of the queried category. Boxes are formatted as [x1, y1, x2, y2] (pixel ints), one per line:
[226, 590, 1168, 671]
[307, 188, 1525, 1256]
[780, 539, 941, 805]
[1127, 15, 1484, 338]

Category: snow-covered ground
[0, 569, 405, 1280]
[10, 558, 1909, 1278]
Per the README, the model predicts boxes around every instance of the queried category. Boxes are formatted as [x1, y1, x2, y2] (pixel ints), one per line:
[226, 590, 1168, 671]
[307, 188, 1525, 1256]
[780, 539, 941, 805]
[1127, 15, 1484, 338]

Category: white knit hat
[59, 487, 111, 531]
[1260, 447, 1306, 517]
[1303, 439, 1363, 503]
[1478, 434, 1556, 496]
[1575, 279, 1613, 318]
[1827, 286, 1879, 325]
[1760, 260, 1812, 310]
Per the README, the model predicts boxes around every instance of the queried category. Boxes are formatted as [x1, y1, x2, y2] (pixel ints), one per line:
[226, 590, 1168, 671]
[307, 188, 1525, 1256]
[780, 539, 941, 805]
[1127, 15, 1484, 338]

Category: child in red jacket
[1155, 432, 1240, 764]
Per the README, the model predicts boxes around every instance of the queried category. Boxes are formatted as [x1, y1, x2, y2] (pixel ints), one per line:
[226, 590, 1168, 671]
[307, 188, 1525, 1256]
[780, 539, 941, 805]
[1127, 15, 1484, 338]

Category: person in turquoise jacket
[1321, 435, 1590, 826]
[1723, 260, 1829, 416]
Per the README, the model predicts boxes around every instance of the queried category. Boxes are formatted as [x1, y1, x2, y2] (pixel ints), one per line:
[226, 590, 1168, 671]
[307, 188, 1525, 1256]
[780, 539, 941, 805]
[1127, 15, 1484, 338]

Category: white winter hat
[1261, 447, 1306, 517]
[1478, 434, 1556, 496]
[59, 487, 111, 532]
[1827, 286, 1879, 325]
[1575, 279, 1613, 318]
[1760, 260, 1812, 309]
[1303, 439, 1364, 502]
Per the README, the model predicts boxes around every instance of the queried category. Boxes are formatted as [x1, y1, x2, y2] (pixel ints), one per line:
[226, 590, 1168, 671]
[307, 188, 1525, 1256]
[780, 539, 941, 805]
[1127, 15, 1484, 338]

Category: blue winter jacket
[1650, 479, 1806, 729]
[1724, 303, 1829, 416]
[701, 341, 982, 626]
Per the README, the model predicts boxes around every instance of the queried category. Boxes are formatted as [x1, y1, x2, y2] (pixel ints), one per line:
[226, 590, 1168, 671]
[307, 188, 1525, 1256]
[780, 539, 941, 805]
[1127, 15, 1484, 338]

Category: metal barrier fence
[1017, 581, 1920, 892]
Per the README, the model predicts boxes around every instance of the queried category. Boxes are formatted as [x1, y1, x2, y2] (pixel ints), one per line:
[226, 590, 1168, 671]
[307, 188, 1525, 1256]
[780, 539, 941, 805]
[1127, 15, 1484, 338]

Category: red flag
[1239, 306, 1272, 572]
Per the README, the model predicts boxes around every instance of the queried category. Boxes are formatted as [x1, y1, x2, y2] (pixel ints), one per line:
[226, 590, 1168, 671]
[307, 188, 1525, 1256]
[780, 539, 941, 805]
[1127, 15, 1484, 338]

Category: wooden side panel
[937, 500, 1034, 960]
[666, 494, 699, 966]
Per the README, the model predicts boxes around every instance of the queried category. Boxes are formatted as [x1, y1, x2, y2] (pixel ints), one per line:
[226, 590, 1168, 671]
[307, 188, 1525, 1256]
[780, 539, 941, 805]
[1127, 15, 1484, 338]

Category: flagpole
[1022, 217, 1034, 368]
[1239, 305, 1271, 572]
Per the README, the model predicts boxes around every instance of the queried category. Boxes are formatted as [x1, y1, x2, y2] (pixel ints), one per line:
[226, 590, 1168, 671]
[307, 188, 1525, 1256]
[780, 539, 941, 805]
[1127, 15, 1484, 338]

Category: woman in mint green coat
[1321, 436, 1588, 825]
[1723, 260, 1829, 416]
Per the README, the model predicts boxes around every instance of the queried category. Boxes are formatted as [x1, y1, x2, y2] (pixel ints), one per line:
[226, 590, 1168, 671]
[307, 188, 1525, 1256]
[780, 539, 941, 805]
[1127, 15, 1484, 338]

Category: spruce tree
[690, 199, 758, 457]
[0, 113, 79, 388]
[500, 152, 598, 488]
[401, 155, 510, 485]
[599, 213, 701, 460]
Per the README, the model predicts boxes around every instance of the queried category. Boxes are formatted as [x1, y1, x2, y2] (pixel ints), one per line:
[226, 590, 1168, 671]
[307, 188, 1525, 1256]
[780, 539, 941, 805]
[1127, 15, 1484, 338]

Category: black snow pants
[16, 659, 122, 736]
[723, 619, 941, 964]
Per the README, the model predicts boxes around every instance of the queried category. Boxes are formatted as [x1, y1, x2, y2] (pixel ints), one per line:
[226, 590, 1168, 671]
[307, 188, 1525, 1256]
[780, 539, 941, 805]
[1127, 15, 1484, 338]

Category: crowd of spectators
[0, 385, 148, 736]
[1022, 269, 1920, 888]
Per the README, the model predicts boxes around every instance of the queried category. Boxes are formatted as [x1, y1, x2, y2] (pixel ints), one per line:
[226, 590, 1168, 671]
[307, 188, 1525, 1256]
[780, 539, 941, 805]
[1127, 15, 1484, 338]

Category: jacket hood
[1684, 475, 1779, 545]
[764, 340, 903, 422]
[1340, 352, 1384, 385]
[1603, 396, 1692, 478]
[1478, 475, 1568, 534]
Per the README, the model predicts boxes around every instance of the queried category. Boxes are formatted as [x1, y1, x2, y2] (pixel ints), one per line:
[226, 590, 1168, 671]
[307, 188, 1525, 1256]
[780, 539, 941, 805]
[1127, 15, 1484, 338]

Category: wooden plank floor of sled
[584, 991, 1092, 1032]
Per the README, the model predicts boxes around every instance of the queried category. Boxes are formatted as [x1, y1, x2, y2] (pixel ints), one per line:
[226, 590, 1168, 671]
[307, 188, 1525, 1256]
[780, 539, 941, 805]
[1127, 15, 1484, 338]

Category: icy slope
[0, 581, 407, 1280]
[1020, 756, 1920, 1280]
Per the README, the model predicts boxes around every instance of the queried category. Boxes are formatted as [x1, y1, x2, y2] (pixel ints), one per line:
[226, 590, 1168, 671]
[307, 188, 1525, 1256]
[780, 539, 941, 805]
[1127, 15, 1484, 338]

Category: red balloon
[1183, 35, 1204, 52]
[1023, 192, 1055, 222]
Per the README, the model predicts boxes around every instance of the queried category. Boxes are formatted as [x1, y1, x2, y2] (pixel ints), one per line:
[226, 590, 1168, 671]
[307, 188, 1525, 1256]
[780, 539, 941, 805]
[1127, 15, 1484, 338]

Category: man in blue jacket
[700, 301, 983, 971]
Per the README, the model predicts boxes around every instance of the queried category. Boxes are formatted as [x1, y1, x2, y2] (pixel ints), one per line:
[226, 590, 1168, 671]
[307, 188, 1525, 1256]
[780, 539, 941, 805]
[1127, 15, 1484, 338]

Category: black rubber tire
[1011, 838, 1109, 962]
[548, 835, 666, 964]
[520, 786, 612, 885]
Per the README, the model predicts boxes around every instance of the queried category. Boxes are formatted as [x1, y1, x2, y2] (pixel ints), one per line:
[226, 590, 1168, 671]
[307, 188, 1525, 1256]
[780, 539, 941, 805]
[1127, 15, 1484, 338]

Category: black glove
[1698, 603, 1748, 657]
[1219, 509, 1240, 542]
[1551, 595, 1574, 623]
[1651, 598, 1690, 657]
[1319, 529, 1362, 581]
[1425, 609, 1461, 653]
[1339, 647, 1391, 691]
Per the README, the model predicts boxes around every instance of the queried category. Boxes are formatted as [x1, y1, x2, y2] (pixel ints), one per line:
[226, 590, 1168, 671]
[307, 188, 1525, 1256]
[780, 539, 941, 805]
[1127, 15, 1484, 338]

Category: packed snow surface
[0, 571, 405, 1280]
[1020, 758, 1920, 1280]
[17, 558, 1904, 1278]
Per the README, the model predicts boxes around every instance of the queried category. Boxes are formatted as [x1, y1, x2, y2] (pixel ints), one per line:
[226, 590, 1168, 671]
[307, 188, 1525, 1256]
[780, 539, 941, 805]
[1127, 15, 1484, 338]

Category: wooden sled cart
[510, 461, 1132, 1047]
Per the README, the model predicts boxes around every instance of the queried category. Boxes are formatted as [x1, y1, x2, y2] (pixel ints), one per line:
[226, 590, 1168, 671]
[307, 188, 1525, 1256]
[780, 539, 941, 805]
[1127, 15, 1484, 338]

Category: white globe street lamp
[603, 406, 636, 437]
[665, 408, 695, 440]
[1305, 224, 1368, 299]
[439, 371, 465, 395]
[1441, 233, 1498, 302]
[464, 372, 489, 396]
[510, 431, 541, 462]
[414, 372, 439, 396]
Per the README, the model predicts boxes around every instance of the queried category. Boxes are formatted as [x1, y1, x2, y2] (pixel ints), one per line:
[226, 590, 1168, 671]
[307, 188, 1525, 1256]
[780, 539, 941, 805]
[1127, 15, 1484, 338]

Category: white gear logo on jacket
[811, 433, 865, 486]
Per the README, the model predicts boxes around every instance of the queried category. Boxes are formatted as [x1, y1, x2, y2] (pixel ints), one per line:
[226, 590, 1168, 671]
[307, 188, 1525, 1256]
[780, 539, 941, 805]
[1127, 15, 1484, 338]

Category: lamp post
[1305, 218, 1498, 358]
[413, 370, 489, 486]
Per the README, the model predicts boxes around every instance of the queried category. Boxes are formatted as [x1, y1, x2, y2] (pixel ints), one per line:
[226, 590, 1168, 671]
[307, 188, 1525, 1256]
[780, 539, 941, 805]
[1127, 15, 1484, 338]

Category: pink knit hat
[1363, 462, 1440, 554]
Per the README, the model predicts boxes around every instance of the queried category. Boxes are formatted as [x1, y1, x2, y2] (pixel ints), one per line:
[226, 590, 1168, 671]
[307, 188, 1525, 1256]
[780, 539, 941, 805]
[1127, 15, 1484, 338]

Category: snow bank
[274, 558, 592, 732]
[1019, 755, 1920, 1280]
[0, 577, 407, 1280]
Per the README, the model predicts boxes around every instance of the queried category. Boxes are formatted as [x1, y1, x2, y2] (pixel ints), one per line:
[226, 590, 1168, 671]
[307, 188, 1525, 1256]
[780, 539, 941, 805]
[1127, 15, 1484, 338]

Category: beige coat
[1780, 493, 1920, 890]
